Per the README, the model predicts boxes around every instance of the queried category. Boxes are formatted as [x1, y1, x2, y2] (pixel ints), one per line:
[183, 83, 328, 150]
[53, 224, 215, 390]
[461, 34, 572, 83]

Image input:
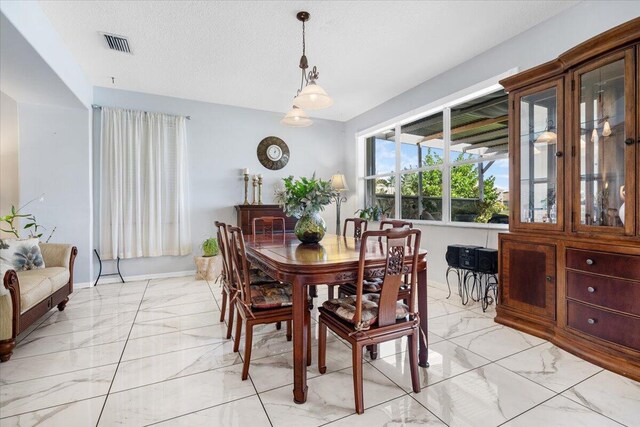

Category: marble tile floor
[0, 276, 637, 426]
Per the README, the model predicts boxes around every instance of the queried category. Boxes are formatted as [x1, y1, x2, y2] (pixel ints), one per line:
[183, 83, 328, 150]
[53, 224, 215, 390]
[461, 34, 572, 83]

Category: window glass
[450, 90, 509, 161]
[365, 177, 395, 219]
[365, 130, 396, 176]
[450, 158, 509, 223]
[400, 170, 443, 220]
[400, 112, 444, 170]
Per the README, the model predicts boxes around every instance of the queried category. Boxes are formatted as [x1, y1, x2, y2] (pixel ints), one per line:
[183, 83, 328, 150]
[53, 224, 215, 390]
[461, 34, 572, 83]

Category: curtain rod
[91, 104, 191, 120]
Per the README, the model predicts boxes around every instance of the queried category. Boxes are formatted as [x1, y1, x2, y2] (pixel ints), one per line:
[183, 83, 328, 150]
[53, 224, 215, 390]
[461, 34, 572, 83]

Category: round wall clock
[257, 136, 290, 170]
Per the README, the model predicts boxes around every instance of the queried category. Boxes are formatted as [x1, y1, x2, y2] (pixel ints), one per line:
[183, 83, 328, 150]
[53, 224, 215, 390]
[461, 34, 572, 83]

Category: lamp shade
[330, 174, 349, 192]
[535, 130, 557, 144]
[281, 106, 313, 127]
[293, 82, 333, 110]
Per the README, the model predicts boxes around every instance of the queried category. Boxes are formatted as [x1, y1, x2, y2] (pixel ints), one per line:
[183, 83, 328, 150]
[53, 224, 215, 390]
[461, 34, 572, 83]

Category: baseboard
[75, 270, 197, 289]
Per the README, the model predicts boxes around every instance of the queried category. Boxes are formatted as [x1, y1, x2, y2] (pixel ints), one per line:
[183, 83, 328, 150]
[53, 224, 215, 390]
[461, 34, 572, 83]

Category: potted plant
[275, 174, 338, 244]
[355, 204, 388, 221]
[201, 237, 220, 257]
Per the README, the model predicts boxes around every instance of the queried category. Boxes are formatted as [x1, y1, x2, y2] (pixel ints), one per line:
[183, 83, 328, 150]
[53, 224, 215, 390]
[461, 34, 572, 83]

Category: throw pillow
[0, 238, 45, 280]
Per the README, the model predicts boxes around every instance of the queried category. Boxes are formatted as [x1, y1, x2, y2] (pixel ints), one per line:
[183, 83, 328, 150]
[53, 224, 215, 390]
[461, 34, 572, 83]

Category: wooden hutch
[497, 18, 640, 381]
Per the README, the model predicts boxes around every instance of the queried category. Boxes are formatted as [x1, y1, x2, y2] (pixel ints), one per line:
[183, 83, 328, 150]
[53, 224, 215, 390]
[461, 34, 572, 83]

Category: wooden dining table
[244, 232, 429, 404]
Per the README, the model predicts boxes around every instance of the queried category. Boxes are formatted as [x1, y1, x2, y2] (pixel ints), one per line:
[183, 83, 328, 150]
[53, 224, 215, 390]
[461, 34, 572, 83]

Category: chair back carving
[227, 226, 253, 307]
[343, 218, 368, 239]
[252, 216, 286, 236]
[214, 221, 233, 289]
[354, 228, 421, 327]
[379, 219, 413, 245]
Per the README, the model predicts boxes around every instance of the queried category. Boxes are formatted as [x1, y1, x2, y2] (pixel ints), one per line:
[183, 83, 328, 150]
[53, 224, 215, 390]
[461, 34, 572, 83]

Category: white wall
[92, 88, 346, 279]
[0, 91, 19, 234]
[344, 2, 640, 284]
[18, 103, 92, 284]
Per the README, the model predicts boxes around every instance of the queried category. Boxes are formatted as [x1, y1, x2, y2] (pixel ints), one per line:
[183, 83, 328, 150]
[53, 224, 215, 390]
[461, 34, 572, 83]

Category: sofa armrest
[1, 270, 20, 341]
[39, 243, 74, 269]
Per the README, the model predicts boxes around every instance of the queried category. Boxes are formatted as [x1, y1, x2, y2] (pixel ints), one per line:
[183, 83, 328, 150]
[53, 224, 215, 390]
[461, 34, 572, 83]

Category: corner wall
[18, 103, 92, 284]
[0, 91, 19, 234]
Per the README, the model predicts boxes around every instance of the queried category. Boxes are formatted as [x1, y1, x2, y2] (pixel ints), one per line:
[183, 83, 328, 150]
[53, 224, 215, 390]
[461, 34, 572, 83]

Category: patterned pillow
[0, 238, 45, 280]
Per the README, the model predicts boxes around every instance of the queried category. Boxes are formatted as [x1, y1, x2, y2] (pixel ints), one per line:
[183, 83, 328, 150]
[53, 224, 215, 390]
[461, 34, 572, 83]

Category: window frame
[357, 71, 516, 229]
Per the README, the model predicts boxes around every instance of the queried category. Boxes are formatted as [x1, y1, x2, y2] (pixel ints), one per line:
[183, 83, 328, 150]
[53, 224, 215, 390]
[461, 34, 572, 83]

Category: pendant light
[281, 105, 313, 127]
[282, 11, 333, 127]
[602, 119, 612, 137]
[535, 119, 557, 144]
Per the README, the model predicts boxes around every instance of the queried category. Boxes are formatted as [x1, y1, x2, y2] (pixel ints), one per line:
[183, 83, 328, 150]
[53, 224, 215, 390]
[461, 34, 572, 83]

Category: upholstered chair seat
[322, 294, 409, 329]
[250, 282, 293, 309]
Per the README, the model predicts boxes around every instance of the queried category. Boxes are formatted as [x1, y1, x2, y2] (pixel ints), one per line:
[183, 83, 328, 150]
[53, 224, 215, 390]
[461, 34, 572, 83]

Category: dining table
[244, 232, 429, 404]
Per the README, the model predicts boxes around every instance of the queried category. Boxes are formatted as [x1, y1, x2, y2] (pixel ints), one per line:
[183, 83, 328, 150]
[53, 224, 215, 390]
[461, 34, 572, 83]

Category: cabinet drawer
[567, 301, 640, 351]
[566, 249, 640, 281]
[567, 271, 640, 316]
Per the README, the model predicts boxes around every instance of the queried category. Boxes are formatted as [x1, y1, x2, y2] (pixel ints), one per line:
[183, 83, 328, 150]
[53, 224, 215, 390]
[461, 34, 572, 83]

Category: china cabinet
[498, 18, 640, 381]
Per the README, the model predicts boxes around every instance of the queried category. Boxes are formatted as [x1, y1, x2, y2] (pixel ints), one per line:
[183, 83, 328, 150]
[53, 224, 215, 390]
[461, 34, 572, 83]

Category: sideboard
[235, 204, 296, 235]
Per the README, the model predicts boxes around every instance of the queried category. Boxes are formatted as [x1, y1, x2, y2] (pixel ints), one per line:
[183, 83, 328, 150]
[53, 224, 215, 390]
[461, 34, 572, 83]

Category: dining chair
[252, 216, 286, 236]
[215, 221, 276, 339]
[343, 218, 368, 239]
[337, 219, 414, 359]
[318, 227, 422, 414]
[227, 226, 312, 380]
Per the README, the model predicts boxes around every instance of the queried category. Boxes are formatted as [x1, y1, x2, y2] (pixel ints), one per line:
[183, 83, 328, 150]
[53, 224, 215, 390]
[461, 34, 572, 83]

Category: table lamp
[330, 173, 349, 236]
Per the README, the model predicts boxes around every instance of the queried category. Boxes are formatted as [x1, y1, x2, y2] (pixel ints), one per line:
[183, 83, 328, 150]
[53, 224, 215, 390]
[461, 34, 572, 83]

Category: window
[362, 88, 509, 225]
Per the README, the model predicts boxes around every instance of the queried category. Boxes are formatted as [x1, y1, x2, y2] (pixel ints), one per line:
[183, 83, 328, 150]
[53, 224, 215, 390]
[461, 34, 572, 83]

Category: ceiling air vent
[102, 33, 132, 54]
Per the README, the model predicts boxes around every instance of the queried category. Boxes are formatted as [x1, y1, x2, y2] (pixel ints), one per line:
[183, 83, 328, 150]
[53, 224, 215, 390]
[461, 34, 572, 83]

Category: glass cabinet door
[573, 49, 635, 235]
[514, 79, 564, 230]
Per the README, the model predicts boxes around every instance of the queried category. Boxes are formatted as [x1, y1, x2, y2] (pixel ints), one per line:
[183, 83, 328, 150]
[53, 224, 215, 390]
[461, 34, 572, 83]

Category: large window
[362, 88, 509, 225]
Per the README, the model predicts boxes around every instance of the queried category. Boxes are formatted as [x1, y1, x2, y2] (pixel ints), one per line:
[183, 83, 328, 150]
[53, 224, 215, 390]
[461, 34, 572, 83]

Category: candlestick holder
[243, 173, 250, 205]
[252, 175, 258, 205]
[258, 176, 263, 205]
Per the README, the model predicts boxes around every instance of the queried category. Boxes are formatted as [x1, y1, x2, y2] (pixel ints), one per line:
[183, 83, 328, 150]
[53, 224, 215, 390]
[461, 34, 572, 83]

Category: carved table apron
[244, 233, 429, 404]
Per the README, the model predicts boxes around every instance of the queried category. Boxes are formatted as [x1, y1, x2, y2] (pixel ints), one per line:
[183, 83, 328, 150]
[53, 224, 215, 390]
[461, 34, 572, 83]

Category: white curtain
[100, 107, 191, 259]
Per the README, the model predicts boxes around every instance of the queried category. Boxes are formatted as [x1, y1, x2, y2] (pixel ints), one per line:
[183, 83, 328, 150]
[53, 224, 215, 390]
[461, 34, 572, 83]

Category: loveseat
[0, 243, 77, 362]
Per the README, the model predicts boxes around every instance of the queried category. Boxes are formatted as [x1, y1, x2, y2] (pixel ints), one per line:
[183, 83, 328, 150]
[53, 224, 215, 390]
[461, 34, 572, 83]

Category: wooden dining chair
[215, 221, 277, 340]
[318, 227, 422, 414]
[343, 218, 368, 239]
[337, 219, 414, 359]
[227, 226, 312, 380]
[252, 216, 286, 236]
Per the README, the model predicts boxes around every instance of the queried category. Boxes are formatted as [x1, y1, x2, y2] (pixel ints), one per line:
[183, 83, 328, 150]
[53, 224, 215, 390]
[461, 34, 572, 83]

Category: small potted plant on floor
[275, 174, 338, 244]
[195, 237, 220, 281]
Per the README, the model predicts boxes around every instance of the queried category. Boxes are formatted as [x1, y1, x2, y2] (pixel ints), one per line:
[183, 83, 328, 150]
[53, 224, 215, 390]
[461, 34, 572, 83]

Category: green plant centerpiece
[201, 238, 220, 257]
[275, 174, 338, 244]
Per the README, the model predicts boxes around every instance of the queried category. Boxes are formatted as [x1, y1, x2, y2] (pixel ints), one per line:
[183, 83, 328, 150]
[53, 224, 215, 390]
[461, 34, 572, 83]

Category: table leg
[292, 277, 308, 403]
[418, 268, 429, 367]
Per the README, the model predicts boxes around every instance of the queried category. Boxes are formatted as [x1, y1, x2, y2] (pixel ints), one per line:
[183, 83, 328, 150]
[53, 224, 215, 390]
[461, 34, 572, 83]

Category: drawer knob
[587, 318, 597, 325]
[545, 276, 552, 282]
[587, 286, 595, 293]
[624, 138, 635, 146]
[585, 259, 594, 265]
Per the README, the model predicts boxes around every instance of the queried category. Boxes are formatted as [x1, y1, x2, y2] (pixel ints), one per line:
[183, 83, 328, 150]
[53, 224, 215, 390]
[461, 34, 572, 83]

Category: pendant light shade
[281, 106, 312, 127]
[602, 120, 612, 137]
[294, 82, 333, 110]
[535, 131, 557, 144]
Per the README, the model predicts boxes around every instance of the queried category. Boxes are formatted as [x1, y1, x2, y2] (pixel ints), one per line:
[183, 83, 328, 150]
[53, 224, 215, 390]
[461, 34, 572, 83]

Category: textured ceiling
[39, 0, 577, 121]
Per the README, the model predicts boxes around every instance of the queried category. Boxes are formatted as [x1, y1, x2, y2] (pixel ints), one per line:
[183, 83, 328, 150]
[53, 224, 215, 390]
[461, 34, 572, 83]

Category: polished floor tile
[450, 325, 546, 361]
[2, 276, 633, 426]
[99, 364, 256, 425]
[0, 364, 116, 418]
[153, 395, 272, 427]
[372, 340, 490, 391]
[261, 364, 405, 427]
[412, 364, 555, 426]
[0, 396, 107, 427]
[497, 342, 603, 392]
[327, 395, 445, 426]
[562, 369, 640, 426]
[502, 395, 622, 427]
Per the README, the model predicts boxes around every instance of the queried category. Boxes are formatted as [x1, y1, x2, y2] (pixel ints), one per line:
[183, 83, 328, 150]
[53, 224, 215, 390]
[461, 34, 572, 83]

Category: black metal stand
[94, 249, 125, 286]
[446, 266, 498, 312]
